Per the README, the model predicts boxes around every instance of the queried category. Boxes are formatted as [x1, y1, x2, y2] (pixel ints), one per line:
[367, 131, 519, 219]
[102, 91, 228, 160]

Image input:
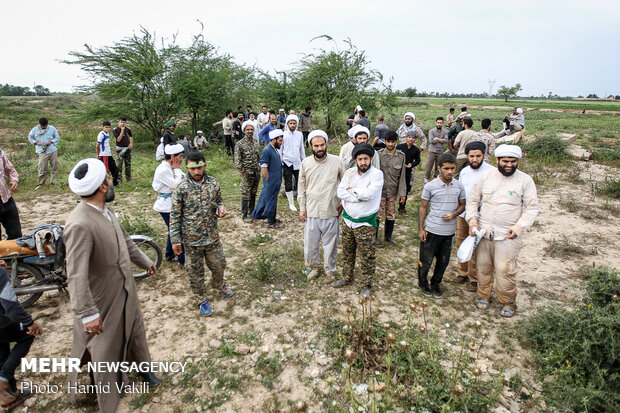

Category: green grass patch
[522, 135, 571, 163]
[598, 177, 620, 199]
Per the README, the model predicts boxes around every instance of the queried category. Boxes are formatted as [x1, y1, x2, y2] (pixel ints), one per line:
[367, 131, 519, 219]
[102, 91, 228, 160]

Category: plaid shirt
[0, 149, 19, 203]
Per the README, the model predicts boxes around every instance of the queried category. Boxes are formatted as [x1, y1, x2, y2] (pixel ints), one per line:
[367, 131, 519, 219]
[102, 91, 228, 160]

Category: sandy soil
[8, 160, 620, 413]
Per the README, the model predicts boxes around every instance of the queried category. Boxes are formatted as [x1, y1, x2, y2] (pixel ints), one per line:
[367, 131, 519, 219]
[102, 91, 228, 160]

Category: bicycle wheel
[131, 239, 162, 280]
[12, 263, 45, 308]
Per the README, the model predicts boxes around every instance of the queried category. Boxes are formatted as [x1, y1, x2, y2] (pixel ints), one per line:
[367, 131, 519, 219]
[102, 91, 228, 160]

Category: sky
[2, 0, 619, 97]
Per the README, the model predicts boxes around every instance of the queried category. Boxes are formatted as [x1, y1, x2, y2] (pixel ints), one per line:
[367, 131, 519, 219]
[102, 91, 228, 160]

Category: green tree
[292, 36, 395, 134]
[33, 85, 51, 96]
[496, 83, 522, 102]
[64, 28, 178, 141]
[257, 70, 298, 113]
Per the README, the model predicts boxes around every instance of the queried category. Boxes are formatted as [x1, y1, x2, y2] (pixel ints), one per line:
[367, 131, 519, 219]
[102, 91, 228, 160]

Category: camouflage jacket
[170, 174, 224, 247]
[234, 138, 260, 175]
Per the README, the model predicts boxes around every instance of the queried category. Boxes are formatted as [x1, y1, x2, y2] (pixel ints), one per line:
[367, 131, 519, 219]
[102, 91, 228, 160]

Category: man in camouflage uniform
[234, 121, 261, 223]
[332, 144, 384, 297]
[377, 131, 407, 245]
[470, 118, 496, 163]
[170, 152, 233, 316]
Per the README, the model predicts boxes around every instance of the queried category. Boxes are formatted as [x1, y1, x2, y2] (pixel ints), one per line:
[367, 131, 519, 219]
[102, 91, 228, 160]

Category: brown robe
[64, 201, 153, 413]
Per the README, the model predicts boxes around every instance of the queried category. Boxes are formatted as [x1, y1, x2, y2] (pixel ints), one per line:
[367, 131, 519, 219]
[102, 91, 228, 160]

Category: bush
[591, 148, 620, 164]
[597, 177, 620, 199]
[522, 267, 620, 412]
[522, 135, 571, 163]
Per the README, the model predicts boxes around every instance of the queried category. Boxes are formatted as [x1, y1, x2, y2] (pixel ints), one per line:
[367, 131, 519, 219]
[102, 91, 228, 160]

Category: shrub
[521, 267, 620, 412]
[522, 135, 570, 163]
[598, 177, 620, 199]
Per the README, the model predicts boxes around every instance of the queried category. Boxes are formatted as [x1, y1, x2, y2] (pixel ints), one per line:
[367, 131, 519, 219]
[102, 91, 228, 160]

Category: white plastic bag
[457, 228, 486, 263]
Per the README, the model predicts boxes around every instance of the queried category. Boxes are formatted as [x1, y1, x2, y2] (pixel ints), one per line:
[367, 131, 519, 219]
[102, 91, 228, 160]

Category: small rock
[25, 398, 37, 407]
[568, 145, 591, 161]
[499, 395, 510, 409]
[492, 407, 510, 413]
[249, 346, 256, 353]
[521, 387, 531, 398]
[260, 345, 269, 353]
[236, 344, 251, 355]
[358, 406, 366, 412]
[209, 339, 222, 348]
[317, 356, 329, 366]
[196, 406, 202, 412]
[354, 383, 368, 395]
[171, 377, 179, 385]
[310, 369, 320, 378]
[256, 374, 262, 381]
[37, 308, 57, 317]
[510, 400, 520, 413]
[210, 378, 218, 390]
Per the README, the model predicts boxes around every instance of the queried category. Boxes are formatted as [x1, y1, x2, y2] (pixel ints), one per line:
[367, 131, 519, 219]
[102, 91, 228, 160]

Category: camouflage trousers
[341, 223, 376, 288]
[240, 173, 259, 200]
[185, 241, 226, 303]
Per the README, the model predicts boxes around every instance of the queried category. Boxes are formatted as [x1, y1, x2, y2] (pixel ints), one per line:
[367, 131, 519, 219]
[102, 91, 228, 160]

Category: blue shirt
[258, 123, 277, 144]
[28, 125, 60, 154]
[422, 177, 465, 236]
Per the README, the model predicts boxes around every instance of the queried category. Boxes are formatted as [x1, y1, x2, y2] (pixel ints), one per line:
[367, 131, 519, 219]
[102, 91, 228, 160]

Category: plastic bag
[457, 228, 486, 263]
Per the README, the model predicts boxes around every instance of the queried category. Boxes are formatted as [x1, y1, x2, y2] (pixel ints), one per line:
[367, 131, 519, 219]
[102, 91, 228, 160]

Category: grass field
[1, 95, 619, 412]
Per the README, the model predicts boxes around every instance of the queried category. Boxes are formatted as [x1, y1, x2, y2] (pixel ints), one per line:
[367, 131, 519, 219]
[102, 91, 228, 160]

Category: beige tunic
[65, 202, 153, 413]
[298, 154, 345, 219]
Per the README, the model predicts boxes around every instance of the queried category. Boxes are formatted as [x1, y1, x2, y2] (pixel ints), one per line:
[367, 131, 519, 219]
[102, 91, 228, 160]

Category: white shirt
[457, 162, 494, 218]
[248, 119, 260, 141]
[155, 137, 164, 161]
[257, 112, 270, 129]
[281, 130, 306, 170]
[152, 161, 185, 213]
[97, 131, 112, 157]
[339, 141, 381, 170]
[337, 165, 384, 228]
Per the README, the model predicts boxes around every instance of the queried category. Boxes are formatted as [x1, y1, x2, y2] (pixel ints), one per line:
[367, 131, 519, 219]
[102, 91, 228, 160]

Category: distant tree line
[65, 29, 395, 141]
[0, 84, 52, 96]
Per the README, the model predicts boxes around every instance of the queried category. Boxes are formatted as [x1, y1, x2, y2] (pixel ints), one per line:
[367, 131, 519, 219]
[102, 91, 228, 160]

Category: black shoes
[418, 283, 432, 297]
[139, 372, 161, 389]
[432, 286, 443, 298]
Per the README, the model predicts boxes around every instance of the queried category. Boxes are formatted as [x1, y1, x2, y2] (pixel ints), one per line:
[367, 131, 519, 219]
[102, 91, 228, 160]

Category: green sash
[342, 209, 378, 228]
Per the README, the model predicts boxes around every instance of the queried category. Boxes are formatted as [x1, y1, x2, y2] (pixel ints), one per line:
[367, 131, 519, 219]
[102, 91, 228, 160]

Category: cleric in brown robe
[64, 158, 158, 413]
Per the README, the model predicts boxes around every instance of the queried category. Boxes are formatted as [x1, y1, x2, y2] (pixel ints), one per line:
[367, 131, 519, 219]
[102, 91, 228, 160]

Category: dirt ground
[10, 160, 620, 413]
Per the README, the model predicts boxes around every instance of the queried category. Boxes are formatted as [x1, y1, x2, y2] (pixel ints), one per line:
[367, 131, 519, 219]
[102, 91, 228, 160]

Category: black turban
[465, 141, 486, 154]
[352, 143, 375, 159]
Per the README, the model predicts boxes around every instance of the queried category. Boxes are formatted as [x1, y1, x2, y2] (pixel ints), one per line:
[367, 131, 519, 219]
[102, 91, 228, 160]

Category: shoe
[456, 275, 468, 283]
[384, 220, 397, 244]
[285, 192, 297, 211]
[306, 269, 320, 280]
[138, 372, 161, 389]
[418, 283, 432, 297]
[398, 207, 406, 215]
[360, 287, 372, 297]
[200, 301, 213, 316]
[165, 256, 176, 262]
[323, 274, 335, 284]
[0, 381, 23, 409]
[432, 286, 443, 298]
[267, 222, 281, 229]
[467, 282, 478, 292]
[331, 279, 352, 289]
[219, 284, 233, 297]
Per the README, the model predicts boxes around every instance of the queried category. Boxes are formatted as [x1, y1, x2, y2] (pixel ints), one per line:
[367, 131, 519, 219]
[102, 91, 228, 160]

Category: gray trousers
[304, 216, 339, 275]
[37, 151, 58, 186]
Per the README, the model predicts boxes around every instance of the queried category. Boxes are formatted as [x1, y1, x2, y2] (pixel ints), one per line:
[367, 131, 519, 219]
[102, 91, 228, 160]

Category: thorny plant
[332, 297, 503, 412]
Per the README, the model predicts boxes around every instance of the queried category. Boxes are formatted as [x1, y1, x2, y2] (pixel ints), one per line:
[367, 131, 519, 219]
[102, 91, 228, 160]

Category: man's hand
[218, 207, 227, 218]
[418, 229, 427, 242]
[469, 225, 480, 237]
[243, 172, 248, 178]
[147, 264, 157, 276]
[84, 317, 103, 336]
[406, 163, 412, 169]
[400, 196, 406, 204]
[26, 322, 42, 336]
[128, 143, 133, 149]
[507, 229, 518, 239]
[0, 260, 5, 268]
[442, 212, 455, 221]
[9, 181, 17, 192]
[45, 141, 52, 146]
[299, 211, 307, 222]
[172, 244, 183, 255]
[171, 156, 182, 169]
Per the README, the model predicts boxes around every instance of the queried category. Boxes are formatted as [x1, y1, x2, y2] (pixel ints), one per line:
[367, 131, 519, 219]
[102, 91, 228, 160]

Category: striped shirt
[422, 177, 465, 236]
[0, 149, 19, 203]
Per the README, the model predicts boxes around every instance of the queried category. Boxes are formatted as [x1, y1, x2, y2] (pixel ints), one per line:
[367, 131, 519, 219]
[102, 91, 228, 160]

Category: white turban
[165, 143, 184, 155]
[308, 130, 328, 145]
[495, 144, 522, 159]
[348, 125, 370, 139]
[457, 111, 471, 119]
[241, 120, 254, 131]
[196, 130, 203, 134]
[516, 108, 523, 114]
[269, 129, 284, 140]
[68, 158, 107, 197]
[355, 105, 363, 112]
[286, 114, 299, 124]
[279, 108, 285, 112]
[404, 112, 416, 120]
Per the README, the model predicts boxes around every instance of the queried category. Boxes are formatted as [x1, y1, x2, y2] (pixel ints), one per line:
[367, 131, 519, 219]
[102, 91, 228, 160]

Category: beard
[498, 164, 517, 177]
[313, 149, 326, 158]
[357, 164, 370, 173]
[191, 172, 205, 182]
[274, 142, 281, 149]
[104, 185, 115, 203]
[405, 120, 413, 126]
[469, 160, 482, 170]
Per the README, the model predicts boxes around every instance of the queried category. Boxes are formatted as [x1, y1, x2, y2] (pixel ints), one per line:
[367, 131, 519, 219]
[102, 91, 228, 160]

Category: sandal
[499, 307, 515, 318]
[476, 300, 490, 310]
[456, 275, 468, 283]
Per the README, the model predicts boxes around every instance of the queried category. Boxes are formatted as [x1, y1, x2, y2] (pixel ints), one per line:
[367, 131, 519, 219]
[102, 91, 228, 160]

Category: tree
[257, 70, 298, 113]
[64, 28, 179, 141]
[33, 85, 51, 96]
[496, 83, 522, 102]
[292, 36, 395, 134]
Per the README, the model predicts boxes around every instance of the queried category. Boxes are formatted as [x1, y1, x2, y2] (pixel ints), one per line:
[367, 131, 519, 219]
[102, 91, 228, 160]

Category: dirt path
[11, 161, 620, 412]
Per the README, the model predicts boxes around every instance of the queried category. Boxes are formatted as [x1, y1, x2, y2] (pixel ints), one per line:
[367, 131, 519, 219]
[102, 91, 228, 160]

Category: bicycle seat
[0, 240, 51, 258]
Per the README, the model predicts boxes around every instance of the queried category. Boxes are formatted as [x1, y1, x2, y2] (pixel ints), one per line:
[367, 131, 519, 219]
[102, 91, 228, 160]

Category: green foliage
[0, 83, 51, 96]
[254, 352, 283, 389]
[292, 36, 396, 134]
[522, 135, 571, 163]
[598, 177, 620, 198]
[496, 83, 522, 102]
[119, 213, 156, 237]
[321, 299, 502, 411]
[522, 267, 620, 412]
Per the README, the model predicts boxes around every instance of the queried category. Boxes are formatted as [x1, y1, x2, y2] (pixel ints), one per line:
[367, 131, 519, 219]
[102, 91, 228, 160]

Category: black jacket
[0, 267, 33, 330]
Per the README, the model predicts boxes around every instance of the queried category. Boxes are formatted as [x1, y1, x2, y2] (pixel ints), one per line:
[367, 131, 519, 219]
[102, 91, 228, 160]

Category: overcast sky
[2, 0, 618, 97]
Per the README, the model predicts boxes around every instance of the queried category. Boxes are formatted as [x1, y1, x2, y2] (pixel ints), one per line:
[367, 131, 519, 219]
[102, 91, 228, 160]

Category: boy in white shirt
[96, 121, 119, 186]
